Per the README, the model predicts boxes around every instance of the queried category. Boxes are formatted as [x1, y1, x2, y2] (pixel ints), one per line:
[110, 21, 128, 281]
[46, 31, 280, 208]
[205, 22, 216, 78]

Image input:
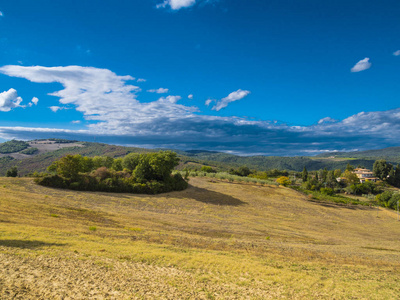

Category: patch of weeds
[265, 236, 270, 240]
[125, 227, 143, 232]
[50, 214, 59, 218]
[89, 226, 97, 231]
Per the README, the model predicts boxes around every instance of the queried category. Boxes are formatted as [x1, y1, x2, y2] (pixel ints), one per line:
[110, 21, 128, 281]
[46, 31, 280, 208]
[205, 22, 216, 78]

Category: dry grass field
[1, 176, 400, 299]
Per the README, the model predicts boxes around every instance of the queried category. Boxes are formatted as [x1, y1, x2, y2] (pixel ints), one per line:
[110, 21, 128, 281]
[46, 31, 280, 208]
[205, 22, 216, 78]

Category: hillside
[1, 176, 400, 298]
[0, 140, 155, 176]
[177, 150, 380, 171]
[317, 146, 400, 160]
[1, 139, 400, 175]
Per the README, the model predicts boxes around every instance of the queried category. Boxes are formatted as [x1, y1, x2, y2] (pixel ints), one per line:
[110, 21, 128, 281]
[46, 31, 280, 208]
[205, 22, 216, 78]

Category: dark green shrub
[6, 167, 18, 177]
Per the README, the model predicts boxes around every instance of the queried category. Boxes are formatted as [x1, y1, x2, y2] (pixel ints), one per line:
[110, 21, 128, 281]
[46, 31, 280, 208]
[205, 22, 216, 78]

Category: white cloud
[71, 120, 81, 124]
[188, 94, 193, 99]
[211, 89, 250, 111]
[205, 99, 213, 106]
[0, 11, 3, 17]
[157, 0, 196, 10]
[137, 78, 146, 82]
[49, 106, 64, 112]
[31, 97, 39, 105]
[0, 65, 197, 135]
[0, 88, 23, 112]
[318, 117, 338, 124]
[393, 50, 400, 56]
[4, 65, 400, 155]
[351, 57, 371, 72]
[147, 88, 169, 94]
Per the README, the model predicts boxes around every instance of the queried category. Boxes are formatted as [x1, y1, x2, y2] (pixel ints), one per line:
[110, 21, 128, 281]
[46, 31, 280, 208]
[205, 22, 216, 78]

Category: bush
[201, 166, 216, 173]
[320, 187, 334, 196]
[276, 176, 291, 187]
[6, 167, 18, 177]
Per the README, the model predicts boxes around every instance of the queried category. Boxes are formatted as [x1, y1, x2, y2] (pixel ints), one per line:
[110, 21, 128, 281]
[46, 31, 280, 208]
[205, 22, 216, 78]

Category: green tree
[325, 170, 338, 188]
[302, 166, 308, 182]
[373, 160, 392, 180]
[49, 154, 84, 180]
[342, 170, 360, 185]
[346, 163, 354, 171]
[112, 158, 123, 171]
[333, 169, 342, 178]
[122, 153, 141, 171]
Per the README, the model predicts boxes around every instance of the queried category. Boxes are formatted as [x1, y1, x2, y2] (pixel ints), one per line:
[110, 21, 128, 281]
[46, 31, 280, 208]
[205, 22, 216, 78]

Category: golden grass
[1, 177, 400, 299]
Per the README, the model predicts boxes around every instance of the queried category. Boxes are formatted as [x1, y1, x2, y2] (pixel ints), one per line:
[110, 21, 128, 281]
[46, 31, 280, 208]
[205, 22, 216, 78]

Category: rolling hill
[1, 176, 399, 298]
[1, 139, 400, 176]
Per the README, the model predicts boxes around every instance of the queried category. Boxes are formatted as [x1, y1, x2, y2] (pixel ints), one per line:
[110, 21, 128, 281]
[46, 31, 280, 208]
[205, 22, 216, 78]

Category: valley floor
[0, 177, 400, 299]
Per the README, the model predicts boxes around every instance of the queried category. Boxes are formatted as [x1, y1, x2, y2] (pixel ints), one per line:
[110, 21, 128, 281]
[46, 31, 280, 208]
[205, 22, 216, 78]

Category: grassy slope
[1, 177, 400, 299]
[0, 142, 155, 176]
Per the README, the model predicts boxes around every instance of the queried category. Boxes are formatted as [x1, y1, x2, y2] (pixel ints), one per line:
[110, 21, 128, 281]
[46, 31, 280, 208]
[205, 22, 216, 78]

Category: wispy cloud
[71, 120, 81, 124]
[2, 65, 400, 155]
[188, 94, 193, 99]
[394, 50, 400, 56]
[351, 57, 371, 72]
[137, 78, 146, 82]
[147, 88, 169, 94]
[49, 106, 68, 112]
[0, 88, 23, 112]
[0, 11, 3, 17]
[157, 0, 196, 10]
[211, 89, 250, 111]
[205, 99, 213, 106]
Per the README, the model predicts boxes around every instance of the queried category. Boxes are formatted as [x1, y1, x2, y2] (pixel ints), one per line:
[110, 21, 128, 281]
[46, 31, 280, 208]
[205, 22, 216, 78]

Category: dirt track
[0, 248, 278, 299]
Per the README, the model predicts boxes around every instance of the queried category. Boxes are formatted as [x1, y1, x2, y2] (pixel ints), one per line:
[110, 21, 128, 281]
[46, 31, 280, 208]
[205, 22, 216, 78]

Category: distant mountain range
[1, 139, 399, 176]
[316, 147, 400, 159]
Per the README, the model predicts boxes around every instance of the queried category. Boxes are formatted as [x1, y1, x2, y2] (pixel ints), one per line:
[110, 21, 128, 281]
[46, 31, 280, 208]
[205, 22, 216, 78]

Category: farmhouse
[353, 168, 378, 183]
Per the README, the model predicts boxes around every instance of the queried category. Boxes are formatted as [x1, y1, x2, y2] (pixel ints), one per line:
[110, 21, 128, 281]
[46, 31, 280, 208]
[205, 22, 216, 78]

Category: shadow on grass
[172, 184, 246, 206]
[0, 239, 66, 249]
[307, 199, 375, 210]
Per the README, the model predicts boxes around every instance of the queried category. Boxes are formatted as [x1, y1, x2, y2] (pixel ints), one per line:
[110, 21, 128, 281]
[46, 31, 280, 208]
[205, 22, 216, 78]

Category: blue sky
[0, 0, 399, 155]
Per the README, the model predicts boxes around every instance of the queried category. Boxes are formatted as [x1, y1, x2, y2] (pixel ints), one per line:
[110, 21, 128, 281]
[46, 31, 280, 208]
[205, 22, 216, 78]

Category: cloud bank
[1, 65, 400, 156]
[351, 57, 371, 72]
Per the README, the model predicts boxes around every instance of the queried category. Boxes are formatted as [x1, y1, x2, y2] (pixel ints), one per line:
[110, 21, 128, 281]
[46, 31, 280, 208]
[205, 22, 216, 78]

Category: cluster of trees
[0, 140, 29, 154]
[228, 166, 251, 177]
[301, 167, 341, 194]
[373, 160, 400, 187]
[36, 151, 188, 194]
[376, 191, 400, 210]
[300, 165, 383, 196]
[20, 147, 39, 155]
[229, 167, 288, 178]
